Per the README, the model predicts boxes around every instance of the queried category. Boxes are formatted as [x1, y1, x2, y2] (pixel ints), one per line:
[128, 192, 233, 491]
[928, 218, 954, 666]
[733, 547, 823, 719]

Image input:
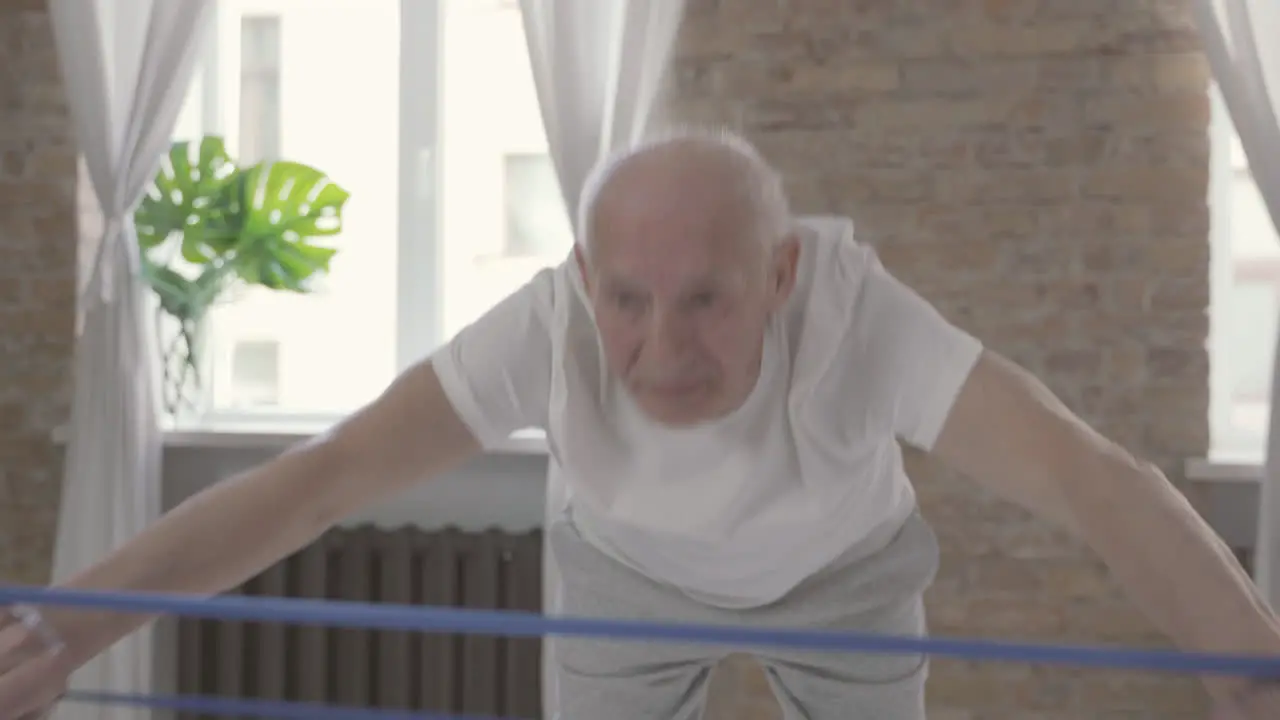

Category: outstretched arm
[840, 245, 1278, 712]
[11, 262, 564, 675]
[932, 351, 1280, 704]
[51, 358, 481, 662]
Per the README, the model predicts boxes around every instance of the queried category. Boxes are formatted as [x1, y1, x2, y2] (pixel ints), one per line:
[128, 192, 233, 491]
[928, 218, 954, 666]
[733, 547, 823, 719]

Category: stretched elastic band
[62, 690, 509, 720]
[4, 585, 1280, 677]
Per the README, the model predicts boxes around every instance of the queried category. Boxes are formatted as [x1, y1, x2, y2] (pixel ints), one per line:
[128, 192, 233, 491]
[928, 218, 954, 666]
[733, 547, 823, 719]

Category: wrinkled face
[577, 166, 799, 426]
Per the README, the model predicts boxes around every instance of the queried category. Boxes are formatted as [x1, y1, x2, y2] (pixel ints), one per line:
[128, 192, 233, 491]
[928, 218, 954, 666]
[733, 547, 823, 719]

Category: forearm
[52, 440, 348, 659]
[1070, 453, 1280, 695]
[18, 361, 479, 672]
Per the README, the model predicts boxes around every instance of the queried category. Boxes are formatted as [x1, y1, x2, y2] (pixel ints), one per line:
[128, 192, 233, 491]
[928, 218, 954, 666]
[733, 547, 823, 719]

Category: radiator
[175, 526, 544, 719]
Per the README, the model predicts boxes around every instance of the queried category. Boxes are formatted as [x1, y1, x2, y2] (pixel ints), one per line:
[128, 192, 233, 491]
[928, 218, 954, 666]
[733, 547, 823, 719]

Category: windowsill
[50, 420, 550, 456]
[41, 425, 1263, 477]
[1185, 455, 1266, 483]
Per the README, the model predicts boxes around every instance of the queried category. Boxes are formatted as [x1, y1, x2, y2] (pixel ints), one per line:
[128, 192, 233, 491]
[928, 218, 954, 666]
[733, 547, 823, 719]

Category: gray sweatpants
[545, 508, 941, 719]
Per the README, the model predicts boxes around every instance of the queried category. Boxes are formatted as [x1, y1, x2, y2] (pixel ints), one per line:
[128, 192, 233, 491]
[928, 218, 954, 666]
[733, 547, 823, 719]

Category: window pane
[439, 0, 571, 339]
[1213, 90, 1280, 457]
[1228, 128, 1250, 171]
[503, 153, 573, 258]
[206, 0, 402, 417]
[159, 0, 568, 421]
[229, 340, 282, 407]
[1224, 174, 1280, 447]
[238, 15, 281, 164]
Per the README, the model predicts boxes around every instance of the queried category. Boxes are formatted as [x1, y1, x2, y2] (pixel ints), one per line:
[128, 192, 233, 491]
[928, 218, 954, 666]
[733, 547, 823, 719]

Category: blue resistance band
[5, 585, 1280, 675]
[2, 585, 1278, 720]
[60, 690, 512, 720]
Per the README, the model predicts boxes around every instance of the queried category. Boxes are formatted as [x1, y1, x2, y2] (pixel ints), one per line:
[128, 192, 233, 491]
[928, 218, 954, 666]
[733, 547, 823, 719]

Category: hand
[1212, 680, 1280, 719]
[0, 606, 71, 720]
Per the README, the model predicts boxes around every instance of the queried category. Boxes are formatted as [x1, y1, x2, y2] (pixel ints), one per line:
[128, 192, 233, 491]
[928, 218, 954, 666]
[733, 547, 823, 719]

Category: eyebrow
[599, 272, 744, 297]
[598, 275, 648, 294]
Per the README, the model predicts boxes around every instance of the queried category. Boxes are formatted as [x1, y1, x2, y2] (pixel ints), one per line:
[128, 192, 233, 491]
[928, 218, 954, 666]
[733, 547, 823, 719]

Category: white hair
[575, 127, 793, 256]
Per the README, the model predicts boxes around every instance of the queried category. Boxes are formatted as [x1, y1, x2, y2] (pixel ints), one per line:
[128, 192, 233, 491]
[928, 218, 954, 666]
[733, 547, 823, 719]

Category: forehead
[587, 160, 759, 290]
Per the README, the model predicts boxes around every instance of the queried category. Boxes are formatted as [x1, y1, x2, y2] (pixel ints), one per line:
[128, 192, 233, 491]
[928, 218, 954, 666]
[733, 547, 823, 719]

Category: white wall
[1204, 482, 1262, 549]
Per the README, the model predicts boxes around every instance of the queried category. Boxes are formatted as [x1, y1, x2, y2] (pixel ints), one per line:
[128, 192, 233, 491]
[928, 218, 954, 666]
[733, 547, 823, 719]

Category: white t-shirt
[431, 215, 983, 608]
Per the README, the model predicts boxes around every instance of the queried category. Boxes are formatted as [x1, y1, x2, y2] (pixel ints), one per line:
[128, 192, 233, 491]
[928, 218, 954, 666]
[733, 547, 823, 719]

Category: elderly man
[1, 130, 1279, 719]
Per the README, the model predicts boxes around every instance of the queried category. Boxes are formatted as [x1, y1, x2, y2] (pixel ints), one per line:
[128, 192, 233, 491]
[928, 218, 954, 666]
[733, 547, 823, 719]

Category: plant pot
[155, 308, 209, 420]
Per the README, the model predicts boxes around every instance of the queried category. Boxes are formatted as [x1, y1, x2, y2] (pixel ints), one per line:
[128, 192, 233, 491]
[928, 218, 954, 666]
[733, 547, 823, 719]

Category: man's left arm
[933, 349, 1280, 701]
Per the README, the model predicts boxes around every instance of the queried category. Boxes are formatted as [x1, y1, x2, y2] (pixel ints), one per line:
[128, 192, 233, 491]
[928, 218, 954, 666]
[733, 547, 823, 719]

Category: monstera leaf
[139, 256, 228, 323]
[135, 136, 352, 417]
[231, 160, 349, 291]
[134, 137, 239, 263]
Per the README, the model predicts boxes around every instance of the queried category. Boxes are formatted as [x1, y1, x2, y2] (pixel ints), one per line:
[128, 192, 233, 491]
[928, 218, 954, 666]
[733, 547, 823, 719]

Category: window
[236, 16, 281, 164]
[502, 153, 574, 258]
[1209, 88, 1280, 461]
[226, 340, 282, 408]
[168, 0, 572, 423]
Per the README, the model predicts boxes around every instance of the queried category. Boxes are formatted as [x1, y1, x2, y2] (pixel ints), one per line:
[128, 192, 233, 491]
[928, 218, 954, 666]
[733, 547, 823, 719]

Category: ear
[573, 244, 592, 293]
[766, 233, 801, 310]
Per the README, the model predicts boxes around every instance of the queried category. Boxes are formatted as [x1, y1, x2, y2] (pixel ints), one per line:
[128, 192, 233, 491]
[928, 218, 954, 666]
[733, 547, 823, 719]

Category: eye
[689, 291, 717, 309]
[614, 291, 645, 311]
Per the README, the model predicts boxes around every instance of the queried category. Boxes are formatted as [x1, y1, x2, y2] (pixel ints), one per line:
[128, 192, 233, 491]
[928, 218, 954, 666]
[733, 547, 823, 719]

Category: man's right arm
[0, 265, 561, 718]
[51, 358, 482, 663]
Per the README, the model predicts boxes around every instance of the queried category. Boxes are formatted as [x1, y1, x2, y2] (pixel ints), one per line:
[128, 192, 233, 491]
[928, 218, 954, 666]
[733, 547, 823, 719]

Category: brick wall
[0, 0, 1215, 717]
[673, 1, 1212, 718]
[0, 2, 77, 585]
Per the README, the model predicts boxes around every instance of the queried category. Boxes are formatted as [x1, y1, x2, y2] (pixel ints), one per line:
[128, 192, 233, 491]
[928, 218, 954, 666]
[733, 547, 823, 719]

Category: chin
[645, 408, 706, 427]
[634, 393, 721, 427]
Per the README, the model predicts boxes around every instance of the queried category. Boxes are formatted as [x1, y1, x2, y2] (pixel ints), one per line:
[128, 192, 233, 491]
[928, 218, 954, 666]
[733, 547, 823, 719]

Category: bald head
[576, 128, 792, 260]
[572, 128, 801, 427]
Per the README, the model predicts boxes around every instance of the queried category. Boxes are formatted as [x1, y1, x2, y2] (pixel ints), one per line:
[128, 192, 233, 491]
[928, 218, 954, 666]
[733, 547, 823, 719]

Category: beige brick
[857, 96, 1083, 133]
[1083, 164, 1208, 201]
[949, 21, 1093, 57]
[0, 3, 73, 587]
[720, 58, 901, 96]
[970, 0, 1043, 23]
[900, 59, 1040, 95]
[1036, 0, 1120, 17]
[0, 0, 1218, 718]
[1084, 92, 1211, 130]
[1153, 52, 1213, 92]
[668, 0, 1212, 716]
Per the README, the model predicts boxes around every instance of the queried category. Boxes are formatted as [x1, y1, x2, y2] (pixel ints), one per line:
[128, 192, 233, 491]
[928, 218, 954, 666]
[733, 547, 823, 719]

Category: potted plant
[134, 135, 350, 417]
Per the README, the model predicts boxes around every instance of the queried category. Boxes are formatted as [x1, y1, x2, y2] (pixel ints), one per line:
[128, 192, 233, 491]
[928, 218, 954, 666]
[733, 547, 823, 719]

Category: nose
[643, 306, 694, 368]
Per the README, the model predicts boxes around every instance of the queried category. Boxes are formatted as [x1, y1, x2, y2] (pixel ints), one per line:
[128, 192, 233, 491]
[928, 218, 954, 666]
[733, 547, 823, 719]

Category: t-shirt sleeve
[428, 265, 558, 448]
[857, 256, 984, 451]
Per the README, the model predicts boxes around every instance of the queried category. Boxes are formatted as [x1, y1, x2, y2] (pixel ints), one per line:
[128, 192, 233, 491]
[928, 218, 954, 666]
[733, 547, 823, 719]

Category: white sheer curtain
[1192, 0, 1280, 604]
[47, 1, 213, 717]
[517, 0, 687, 714]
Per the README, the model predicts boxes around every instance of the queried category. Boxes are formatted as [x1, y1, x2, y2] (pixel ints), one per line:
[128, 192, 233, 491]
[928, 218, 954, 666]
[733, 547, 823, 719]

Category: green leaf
[136, 136, 349, 307]
[231, 160, 349, 291]
[134, 137, 238, 258]
[141, 261, 202, 321]
[240, 160, 349, 238]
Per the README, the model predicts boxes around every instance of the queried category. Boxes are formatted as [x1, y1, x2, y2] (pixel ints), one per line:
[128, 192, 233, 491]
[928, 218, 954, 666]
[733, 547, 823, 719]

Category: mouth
[643, 382, 705, 399]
